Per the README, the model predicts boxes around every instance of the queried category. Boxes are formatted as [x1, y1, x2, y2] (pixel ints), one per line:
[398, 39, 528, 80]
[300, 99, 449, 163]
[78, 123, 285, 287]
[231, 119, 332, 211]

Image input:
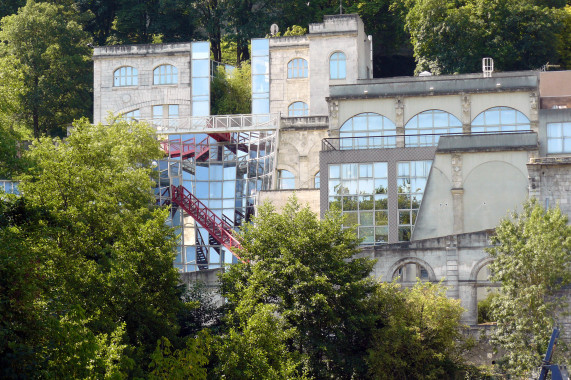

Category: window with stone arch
[153, 64, 178, 85]
[471, 106, 530, 133]
[339, 112, 397, 150]
[330, 51, 346, 79]
[392, 261, 431, 283]
[288, 101, 308, 116]
[278, 169, 295, 189]
[113, 66, 138, 87]
[404, 109, 462, 147]
[287, 58, 308, 78]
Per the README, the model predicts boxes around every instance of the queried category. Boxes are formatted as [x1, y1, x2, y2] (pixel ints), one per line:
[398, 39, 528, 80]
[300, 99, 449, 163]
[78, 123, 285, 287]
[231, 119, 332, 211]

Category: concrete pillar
[451, 153, 464, 234]
[395, 97, 405, 148]
[446, 236, 460, 299]
[461, 93, 471, 134]
[459, 282, 478, 325]
[404, 263, 417, 282]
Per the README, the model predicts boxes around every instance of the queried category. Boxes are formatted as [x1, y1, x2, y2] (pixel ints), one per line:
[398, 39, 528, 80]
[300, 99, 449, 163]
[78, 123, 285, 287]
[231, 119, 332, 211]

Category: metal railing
[322, 130, 535, 151]
[152, 113, 279, 134]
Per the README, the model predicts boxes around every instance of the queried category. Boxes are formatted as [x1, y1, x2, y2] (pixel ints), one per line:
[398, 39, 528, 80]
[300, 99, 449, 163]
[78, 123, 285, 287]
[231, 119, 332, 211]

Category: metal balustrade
[152, 113, 279, 134]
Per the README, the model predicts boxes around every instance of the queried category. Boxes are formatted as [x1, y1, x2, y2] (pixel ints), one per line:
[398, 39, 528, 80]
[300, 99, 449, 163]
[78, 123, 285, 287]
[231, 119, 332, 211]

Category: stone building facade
[91, 14, 571, 329]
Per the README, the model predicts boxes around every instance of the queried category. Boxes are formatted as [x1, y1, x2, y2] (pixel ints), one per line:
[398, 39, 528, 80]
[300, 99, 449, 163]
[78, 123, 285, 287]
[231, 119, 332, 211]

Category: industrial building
[92, 14, 571, 329]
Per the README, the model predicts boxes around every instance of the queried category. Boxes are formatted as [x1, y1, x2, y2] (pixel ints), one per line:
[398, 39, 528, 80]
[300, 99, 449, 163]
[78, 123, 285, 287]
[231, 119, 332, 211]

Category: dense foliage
[488, 199, 571, 377]
[0, 1, 92, 137]
[0, 119, 185, 378]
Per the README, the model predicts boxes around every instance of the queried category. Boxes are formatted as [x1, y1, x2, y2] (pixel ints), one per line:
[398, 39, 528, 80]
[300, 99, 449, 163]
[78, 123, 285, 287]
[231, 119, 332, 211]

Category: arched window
[339, 113, 396, 149]
[278, 170, 295, 190]
[472, 107, 530, 133]
[113, 66, 138, 87]
[314, 171, 320, 189]
[392, 262, 430, 283]
[288, 101, 308, 116]
[330, 52, 346, 79]
[287, 58, 308, 78]
[154, 64, 178, 84]
[122, 109, 140, 121]
[405, 110, 462, 147]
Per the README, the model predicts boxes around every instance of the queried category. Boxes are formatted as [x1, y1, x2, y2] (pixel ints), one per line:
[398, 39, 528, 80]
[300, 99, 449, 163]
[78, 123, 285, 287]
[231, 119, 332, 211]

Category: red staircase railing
[170, 185, 243, 260]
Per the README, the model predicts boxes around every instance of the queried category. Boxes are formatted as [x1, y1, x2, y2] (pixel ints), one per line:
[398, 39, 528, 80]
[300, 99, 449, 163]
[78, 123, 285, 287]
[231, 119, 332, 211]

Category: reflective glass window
[287, 58, 308, 78]
[153, 64, 178, 84]
[288, 101, 309, 117]
[340, 113, 396, 149]
[113, 66, 138, 87]
[328, 162, 388, 244]
[472, 107, 530, 133]
[330, 52, 346, 80]
[397, 160, 432, 242]
[547, 122, 571, 154]
[314, 171, 320, 189]
[278, 170, 295, 189]
[405, 110, 462, 147]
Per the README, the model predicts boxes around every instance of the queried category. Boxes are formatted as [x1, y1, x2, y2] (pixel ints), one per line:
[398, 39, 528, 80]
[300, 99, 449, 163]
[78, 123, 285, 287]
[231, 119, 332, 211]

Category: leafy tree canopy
[488, 199, 571, 377]
[0, 118, 185, 377]
[0, 0, 92, 137]
[220, 197, 378, 379]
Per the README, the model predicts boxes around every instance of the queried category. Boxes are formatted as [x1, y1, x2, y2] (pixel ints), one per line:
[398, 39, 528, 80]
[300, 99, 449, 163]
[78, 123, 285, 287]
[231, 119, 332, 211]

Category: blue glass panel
[251, 38, 269, 56]
[252, 75, 269, 93]
[193, 59, 209, 76]
[192, 77, 210, 96]
[193, 101, 210, 117]
[192, 41, 210, 59]
[252, 99, 269, 114]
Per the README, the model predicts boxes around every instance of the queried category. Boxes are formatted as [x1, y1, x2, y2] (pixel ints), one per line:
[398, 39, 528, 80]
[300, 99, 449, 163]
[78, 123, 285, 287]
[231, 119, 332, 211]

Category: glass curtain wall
[157, 131, 276, 272]
[192, 42, 211, 117]
[251, 39, 270, 115]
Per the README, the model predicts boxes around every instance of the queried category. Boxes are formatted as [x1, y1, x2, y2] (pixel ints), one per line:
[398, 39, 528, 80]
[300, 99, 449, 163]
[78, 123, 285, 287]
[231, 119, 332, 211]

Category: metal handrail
[321, 130, 536, 151]
[152, 113, 280, 134]
[170, 185, 243, 260]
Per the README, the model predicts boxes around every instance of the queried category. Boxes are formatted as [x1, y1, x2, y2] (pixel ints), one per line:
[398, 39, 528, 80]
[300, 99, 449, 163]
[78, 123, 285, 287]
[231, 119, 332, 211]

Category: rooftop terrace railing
[321, 130, 536, 151]
[153, 113, 280, 134]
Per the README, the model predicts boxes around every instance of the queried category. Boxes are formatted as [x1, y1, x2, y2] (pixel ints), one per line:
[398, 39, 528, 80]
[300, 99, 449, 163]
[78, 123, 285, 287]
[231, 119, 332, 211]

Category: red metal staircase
[170, 185, 243, 260]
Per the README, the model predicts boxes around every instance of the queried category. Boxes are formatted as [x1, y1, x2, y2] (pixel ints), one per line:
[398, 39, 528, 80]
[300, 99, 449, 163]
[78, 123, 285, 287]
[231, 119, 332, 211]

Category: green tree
[367, 281, 467, 380]
[487, 199, 571, 377]
[5, 118, 184, 375]
[405, 0, 568, 74]
[220, 197, 378, 379]
[211, 63, 251, 115]
[0, 1, 92, 137]
[0, 0, 24, 19]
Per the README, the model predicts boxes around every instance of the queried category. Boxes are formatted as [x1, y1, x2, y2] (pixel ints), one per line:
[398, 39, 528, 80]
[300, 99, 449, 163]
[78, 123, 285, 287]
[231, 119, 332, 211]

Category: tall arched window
[278, 170, 295, 189]
[330, 52, 346, 79]
[405, 110, 462, 147]
[472, 107, 530, 133]
[114, 66, 138, 87]
[154, 64, 178, 84]
[339, 113, 396, 149]
[287, 58, 308, 78]
[288, 101, 308, 116]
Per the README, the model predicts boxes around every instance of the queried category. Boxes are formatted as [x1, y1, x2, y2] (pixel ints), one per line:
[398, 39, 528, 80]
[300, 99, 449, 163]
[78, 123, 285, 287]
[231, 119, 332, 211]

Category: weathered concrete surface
[257, 189, 320, 214]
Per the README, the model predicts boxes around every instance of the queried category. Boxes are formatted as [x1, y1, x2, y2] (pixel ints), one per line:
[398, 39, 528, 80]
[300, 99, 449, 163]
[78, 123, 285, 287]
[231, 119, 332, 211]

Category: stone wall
[528, 157, 571, 215]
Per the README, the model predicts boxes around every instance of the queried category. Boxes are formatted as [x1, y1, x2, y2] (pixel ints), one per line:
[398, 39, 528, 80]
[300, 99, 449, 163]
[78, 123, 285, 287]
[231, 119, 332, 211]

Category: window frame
[153, 64, 179, 85]
[546, 121, 571, 154]
[278, 169, 295, 190]
[287, 58, 308, 79]
[288, 101, 309, 117]
[329, 51, 346, 80]
[113, 66, 138, 87]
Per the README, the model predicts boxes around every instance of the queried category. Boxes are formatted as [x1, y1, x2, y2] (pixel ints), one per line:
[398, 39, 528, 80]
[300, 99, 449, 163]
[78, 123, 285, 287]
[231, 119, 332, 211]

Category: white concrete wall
[93, 43, 192, 124]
